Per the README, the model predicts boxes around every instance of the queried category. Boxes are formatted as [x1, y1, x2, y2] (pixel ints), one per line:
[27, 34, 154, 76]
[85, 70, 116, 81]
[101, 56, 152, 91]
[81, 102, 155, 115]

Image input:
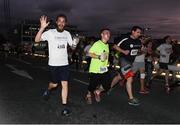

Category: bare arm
[89, 52, 99, 59]
[35, 15, 50, 42]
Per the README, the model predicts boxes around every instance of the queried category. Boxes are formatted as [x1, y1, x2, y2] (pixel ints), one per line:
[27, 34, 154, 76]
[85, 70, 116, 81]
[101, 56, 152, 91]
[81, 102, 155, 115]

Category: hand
[123, 50, 130, 55]
[40, 15, 50, 29]
[99, 52, 108, 61]
[73, 36, 80, 45]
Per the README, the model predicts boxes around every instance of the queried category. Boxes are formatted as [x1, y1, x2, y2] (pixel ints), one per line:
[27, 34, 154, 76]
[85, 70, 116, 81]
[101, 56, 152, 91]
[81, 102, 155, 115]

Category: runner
[113, 26, 142, 106]
[35, 14, 79, 116]
[132, 36, 149, 94]
[85, 28, 112, 104]
[155, 35, 173, 94]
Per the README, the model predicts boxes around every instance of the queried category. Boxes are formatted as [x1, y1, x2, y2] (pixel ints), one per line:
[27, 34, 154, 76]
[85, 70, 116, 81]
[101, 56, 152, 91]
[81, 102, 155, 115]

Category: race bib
[100, 66, 108, 73]
[130, 49, 138, 56]
[57, 44, 65, 49]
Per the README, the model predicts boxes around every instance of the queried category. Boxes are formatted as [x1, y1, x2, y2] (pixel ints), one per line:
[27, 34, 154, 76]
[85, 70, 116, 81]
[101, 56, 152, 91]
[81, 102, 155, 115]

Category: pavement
[0, 54, 180, 124]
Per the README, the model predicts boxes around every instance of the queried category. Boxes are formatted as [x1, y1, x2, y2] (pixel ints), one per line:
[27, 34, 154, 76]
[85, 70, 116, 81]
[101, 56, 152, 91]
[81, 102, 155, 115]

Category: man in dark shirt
[113, 26, 142, 106]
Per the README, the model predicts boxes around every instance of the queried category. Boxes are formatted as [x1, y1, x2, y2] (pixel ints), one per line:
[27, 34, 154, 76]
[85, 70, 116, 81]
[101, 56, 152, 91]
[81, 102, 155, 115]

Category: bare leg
[165, 70, 169, 85]
[43, 82, 58, 100]
[164, 70, 170, 93]
[111, 73, 122, 88]
[139, 68, 146, 91]
[126, 77, 133, 99]
[48, 82, 58, 90]
[61, 81, 68, 104]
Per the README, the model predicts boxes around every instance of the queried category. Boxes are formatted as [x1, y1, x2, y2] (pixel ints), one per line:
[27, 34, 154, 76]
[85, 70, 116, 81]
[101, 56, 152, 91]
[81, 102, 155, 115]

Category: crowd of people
[1, 13, 179, 117]
[35, 14, 180, 117]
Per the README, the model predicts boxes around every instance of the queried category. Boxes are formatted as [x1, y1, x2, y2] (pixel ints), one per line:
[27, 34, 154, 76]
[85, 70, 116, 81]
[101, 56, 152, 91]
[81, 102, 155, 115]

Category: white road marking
[73, 78, 89, 86]
[11, 57, 32, 65]
[6, 64, 33, 80]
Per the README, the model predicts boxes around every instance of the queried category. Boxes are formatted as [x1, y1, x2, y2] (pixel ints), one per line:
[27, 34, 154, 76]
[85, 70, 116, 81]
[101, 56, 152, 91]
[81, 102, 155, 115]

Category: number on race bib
[100, 66, 108, 73]
[130, 49, 138, 55]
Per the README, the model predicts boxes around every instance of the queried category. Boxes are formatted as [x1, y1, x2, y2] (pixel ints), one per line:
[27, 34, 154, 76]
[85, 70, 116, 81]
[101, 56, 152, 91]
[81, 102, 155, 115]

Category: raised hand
[40, 15, 50, 29]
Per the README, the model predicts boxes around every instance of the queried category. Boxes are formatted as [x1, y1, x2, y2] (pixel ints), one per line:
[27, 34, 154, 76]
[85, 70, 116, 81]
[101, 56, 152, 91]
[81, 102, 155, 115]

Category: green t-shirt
[89, 40, 109, 74]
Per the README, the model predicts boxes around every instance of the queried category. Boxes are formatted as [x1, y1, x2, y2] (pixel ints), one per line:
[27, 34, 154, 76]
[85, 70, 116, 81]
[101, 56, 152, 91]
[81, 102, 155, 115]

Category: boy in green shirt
[85, 28, 122, 104]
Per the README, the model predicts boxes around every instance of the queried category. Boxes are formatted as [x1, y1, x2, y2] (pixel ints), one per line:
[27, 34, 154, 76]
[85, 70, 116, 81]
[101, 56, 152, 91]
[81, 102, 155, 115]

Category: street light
[143, 27, 151, 36]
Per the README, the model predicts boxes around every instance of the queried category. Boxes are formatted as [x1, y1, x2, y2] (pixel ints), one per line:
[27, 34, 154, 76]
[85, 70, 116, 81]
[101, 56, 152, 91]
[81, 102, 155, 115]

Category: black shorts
[48, 65, 69, 83]
[89, 70, 117, 92]
[159, 62, 169, 70]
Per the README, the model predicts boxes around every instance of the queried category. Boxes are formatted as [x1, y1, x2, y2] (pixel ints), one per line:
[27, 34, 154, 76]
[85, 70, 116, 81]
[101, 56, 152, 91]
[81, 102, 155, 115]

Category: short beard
[56, 28, 64, 32]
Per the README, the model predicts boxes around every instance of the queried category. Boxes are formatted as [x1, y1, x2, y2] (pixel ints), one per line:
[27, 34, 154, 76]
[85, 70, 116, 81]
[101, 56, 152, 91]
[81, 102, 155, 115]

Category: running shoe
[42, 89, 50, 101]
[139, 89, 149, 94]
[61, 108, 71, 116]
[128, 98, 140, 106]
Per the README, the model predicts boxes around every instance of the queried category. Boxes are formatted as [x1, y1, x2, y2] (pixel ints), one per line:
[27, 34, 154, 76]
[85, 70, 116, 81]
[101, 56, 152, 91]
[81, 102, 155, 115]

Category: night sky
[0, 0, 180, 39]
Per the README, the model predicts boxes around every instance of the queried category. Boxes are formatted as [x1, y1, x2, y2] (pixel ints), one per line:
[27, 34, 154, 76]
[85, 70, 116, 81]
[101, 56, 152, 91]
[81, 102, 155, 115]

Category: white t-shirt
[157, 43, 172, 63]
[41, 29, 74, 66]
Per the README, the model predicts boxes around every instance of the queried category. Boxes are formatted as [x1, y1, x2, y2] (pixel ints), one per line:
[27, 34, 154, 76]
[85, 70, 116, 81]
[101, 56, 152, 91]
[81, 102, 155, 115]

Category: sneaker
[61, 108, 71, 116]
[128, 98, 140, 106]
[94, 90, 101, 102]
[139, 89, 149, 94]
[85, 94, 92, 104]
[42, 90, 50, 101]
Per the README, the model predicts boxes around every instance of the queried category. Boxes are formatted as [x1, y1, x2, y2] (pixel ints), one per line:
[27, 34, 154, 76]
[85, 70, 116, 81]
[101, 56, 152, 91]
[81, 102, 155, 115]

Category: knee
[140, 73, 146, 79]
[61, 81, 68, 88]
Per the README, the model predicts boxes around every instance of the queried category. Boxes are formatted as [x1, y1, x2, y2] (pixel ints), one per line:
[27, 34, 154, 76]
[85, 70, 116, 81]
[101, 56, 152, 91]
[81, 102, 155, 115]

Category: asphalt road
[0, 55, 179, 124]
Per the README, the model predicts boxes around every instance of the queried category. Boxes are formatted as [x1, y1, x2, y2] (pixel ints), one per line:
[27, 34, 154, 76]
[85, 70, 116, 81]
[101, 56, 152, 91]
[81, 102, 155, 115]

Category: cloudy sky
[0, 0, 180, 39]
